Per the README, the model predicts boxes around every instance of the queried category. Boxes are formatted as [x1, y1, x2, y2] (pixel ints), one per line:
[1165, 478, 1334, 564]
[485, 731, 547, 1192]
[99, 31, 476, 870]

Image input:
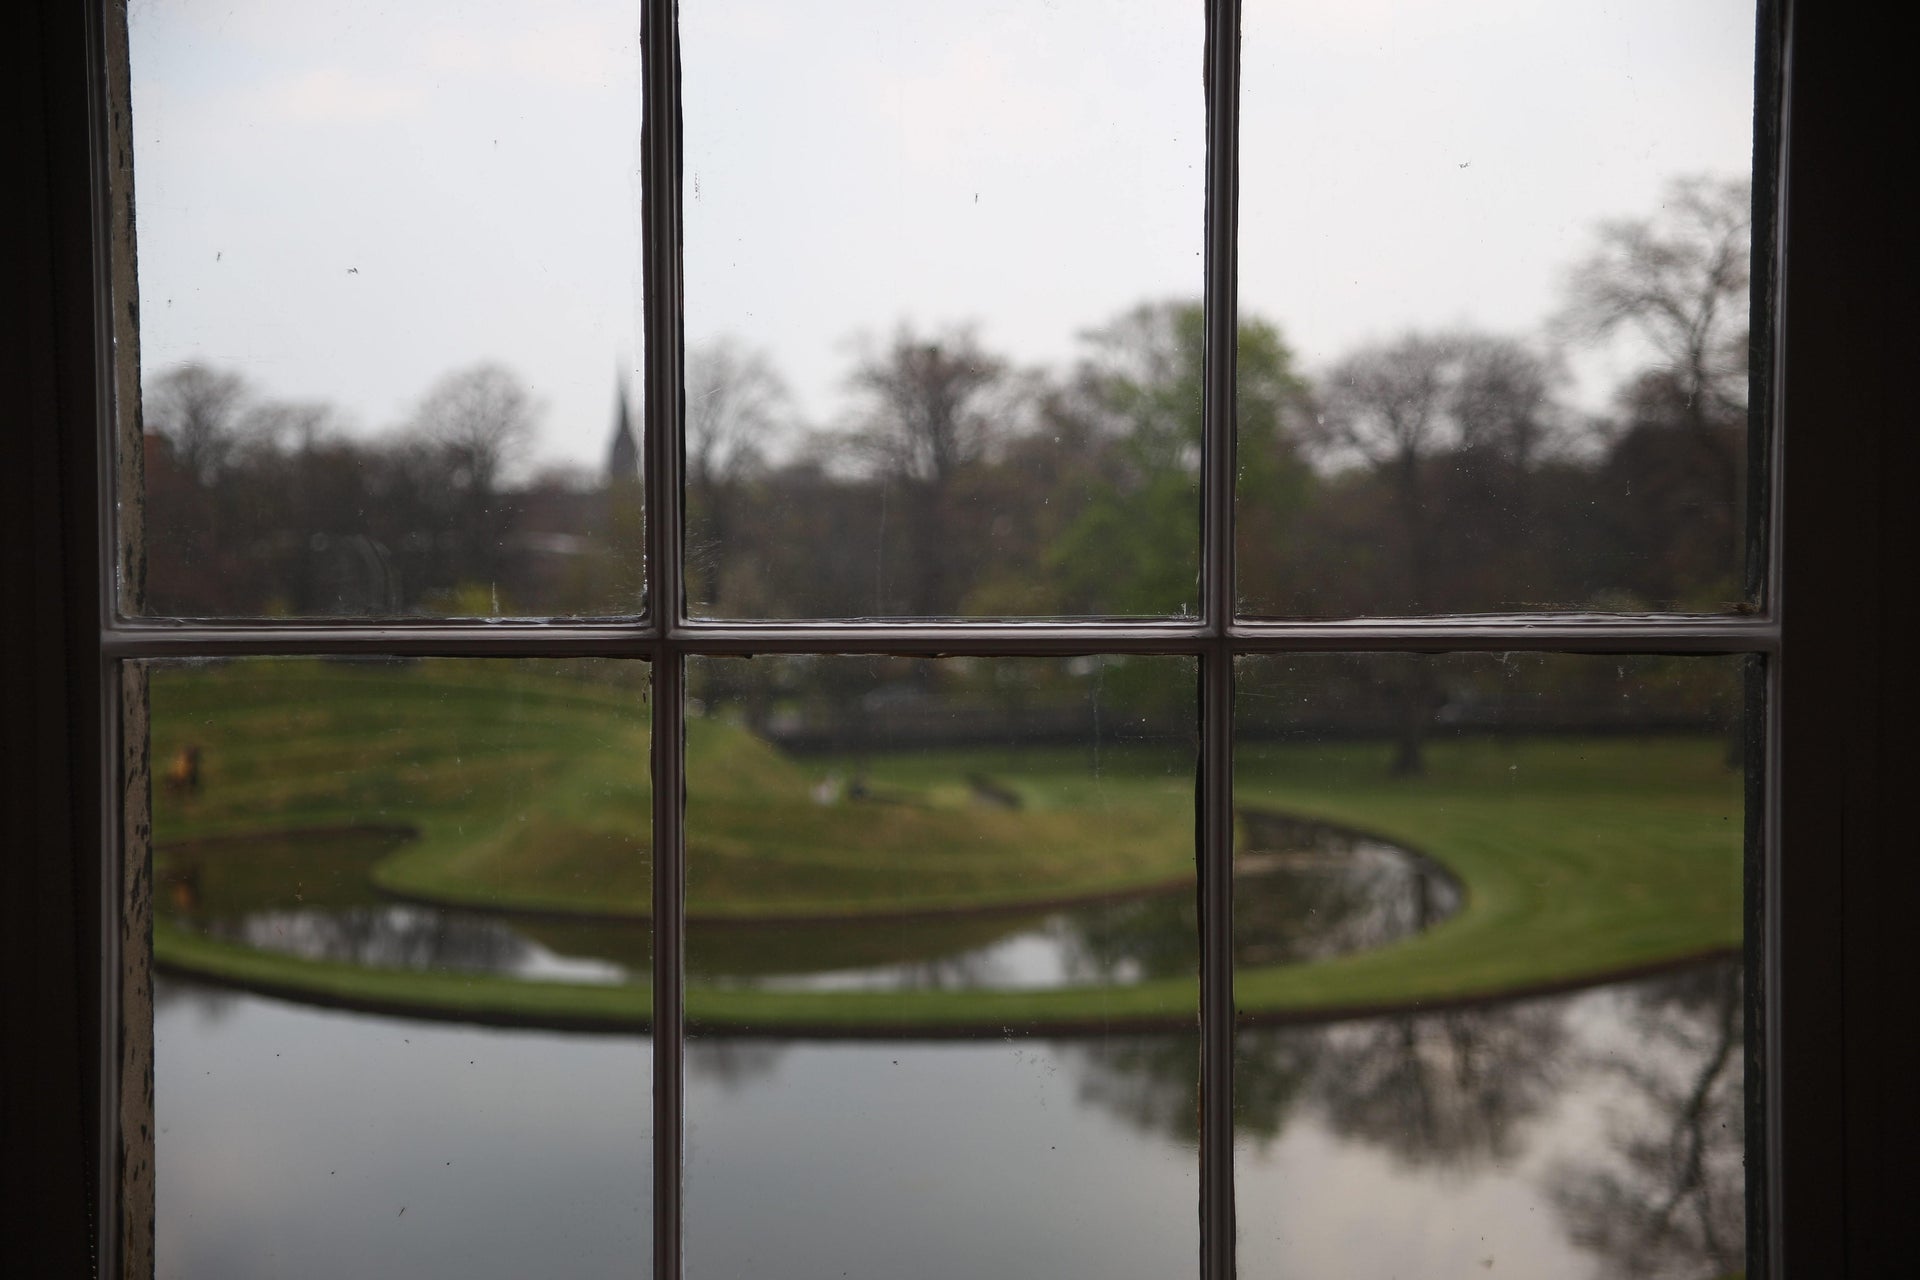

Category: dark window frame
[7, 0, 1914, 1276]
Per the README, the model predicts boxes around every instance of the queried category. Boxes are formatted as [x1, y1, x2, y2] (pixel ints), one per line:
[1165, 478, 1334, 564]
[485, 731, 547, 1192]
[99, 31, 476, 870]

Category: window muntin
[112, 3, 1772, 1278]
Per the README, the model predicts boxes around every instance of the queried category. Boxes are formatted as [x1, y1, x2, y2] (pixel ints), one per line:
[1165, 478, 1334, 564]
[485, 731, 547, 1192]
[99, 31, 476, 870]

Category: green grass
[149, 661, 1743, 1032]
[154, 919, 654, 1030]
[1229, 736, 1741, 1014]
[155, 660, 1194, 921]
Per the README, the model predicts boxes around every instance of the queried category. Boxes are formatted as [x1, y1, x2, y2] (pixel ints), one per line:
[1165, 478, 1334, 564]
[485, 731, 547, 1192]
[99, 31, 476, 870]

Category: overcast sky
[130, 0, 1755, 474]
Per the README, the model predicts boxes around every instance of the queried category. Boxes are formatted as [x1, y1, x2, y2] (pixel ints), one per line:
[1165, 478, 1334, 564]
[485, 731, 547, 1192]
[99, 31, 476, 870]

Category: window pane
[148, 658, 651, 1275]
[127, 2, 646, 618]
[1233, 653, 1748, 1276]
[684, 656, 1199, 1274]
[1237, 2, 1760, 617]
[682, 2, 1204, 619]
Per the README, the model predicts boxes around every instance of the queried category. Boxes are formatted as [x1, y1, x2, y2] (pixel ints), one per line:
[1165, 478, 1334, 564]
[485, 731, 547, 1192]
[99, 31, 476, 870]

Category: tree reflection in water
[155, 824, 1741, 1273]
[1549, 965, 1745, 1279]
[1305, 1003, 1569, 1171]
[1061, 833, 1458, 990]
[1056, 962, 1743, 1277]
[1059, 1000, 1564, 1170]
[203, 906, 545, 978]
[151, 975, 242, 1023]
[1058, 1035, 1207, 1145]
[687, 1040, 789, 1093]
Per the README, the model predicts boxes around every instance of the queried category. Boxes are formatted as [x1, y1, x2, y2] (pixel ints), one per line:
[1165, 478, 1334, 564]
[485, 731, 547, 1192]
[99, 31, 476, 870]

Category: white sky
[129, 0, 1755, 473]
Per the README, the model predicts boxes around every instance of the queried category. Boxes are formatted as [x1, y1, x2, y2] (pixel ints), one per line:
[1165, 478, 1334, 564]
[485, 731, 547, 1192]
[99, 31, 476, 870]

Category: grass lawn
[149, 660, 1743, 1032]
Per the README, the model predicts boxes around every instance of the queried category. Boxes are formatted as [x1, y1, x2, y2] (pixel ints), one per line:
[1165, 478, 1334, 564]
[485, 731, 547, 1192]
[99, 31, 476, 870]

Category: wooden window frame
[6, 1, 1914, 1276]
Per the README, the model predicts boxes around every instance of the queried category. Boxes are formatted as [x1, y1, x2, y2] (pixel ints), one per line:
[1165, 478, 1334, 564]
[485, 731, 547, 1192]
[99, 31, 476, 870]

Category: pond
[154, 959, 1743, 1278]
[150, 816, 1741, 1278]
[156, 809, 1461, 994]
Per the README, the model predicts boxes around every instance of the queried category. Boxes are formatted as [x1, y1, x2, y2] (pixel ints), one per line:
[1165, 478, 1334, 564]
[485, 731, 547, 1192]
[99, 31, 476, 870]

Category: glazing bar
[99, 616, 1780, 660]
[642, 1, 687, 1276]
[650, 652, 685, 1279]
[1200, 1, 1243, 1275]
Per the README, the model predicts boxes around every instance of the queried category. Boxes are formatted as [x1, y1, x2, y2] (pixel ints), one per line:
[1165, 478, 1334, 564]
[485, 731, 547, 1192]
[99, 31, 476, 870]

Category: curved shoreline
[155, 940, 1738, 1040]
[154, 800, 1729, 1036]
[371, 870, 1198, 929]
[161, 805, 1461, 929]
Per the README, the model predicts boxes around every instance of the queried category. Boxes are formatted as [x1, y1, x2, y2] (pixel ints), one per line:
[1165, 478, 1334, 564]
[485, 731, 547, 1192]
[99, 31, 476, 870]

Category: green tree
[1049, 301, 1312, 619]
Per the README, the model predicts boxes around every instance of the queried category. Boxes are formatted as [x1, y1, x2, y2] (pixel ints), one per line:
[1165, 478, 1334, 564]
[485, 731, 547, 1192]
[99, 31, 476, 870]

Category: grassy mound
[149, 661, 1743, 1032]
[153, 660, 1193, 921]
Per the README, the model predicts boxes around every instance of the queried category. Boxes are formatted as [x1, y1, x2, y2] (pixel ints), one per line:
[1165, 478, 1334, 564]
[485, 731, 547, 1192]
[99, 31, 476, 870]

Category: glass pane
[684, 656, 1199, 1274]
[1237, 2, 1760, 616]
[148, 658, 651, 1275]
[1233, 654, 1748, 1276]
[128, 2, 646, 618]
[682, 2, 1204, 619]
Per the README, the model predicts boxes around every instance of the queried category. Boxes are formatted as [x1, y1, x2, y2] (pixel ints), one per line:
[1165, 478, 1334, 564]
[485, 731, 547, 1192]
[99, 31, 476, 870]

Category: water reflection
[1306, 1004, 1568, 1172]
[1548, 965, 1746, 1279]
[686, 1039, 789, 1094]
[1055, 1034, 1218, 1147]
[200, 905, 622, 984]
[157, 808, 1455, 995]
[1229, 964, 1745, 1276]
[682, 1032, 1202, 1280]
[1235, 811, 1461, 966]
[1075, 1004, 1566, 1174]
[154, 980, 651, 1280]
[151, 976, 241, 1023]
[156, 960, 1743, 1277]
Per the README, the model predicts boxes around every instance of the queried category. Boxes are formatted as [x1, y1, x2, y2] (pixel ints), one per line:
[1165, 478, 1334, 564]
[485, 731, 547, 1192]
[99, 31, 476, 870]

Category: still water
[161, 811, 1459, 992]
[155, 959, 1741, 1279]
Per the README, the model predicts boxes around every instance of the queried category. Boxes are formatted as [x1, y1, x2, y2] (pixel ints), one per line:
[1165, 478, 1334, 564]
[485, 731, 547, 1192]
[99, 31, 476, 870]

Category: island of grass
[149, 659, 1742, 1034]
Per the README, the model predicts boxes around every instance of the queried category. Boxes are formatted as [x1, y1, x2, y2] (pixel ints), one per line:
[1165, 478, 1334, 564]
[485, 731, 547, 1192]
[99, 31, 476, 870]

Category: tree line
[139, 175, 1751, 629]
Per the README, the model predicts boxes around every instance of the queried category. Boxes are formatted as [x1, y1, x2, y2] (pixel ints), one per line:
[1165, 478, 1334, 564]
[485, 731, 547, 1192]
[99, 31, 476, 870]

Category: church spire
[606, 373, 639, 485]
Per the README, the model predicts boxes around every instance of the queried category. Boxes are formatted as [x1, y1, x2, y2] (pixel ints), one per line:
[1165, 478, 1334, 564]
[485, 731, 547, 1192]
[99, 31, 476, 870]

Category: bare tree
[1560, 174, 1751, 435]
[1307, 333, 1561, 772]
[1561, 177, 1753, 604]
[1447, 334, 1564, 471]
[847, 326, 1006, 489]
[238, 398, 335, 459]
[411, 361, 539, 499]
[844, 325, 1011, 615]
[145, 361, 250, 484]
[686, 338, 786, 611]
[1309, 331, 1560, 480]
[409, 361, 541, 598]
[1308, 330, 1562, 608]
[688, 339, 784, 489]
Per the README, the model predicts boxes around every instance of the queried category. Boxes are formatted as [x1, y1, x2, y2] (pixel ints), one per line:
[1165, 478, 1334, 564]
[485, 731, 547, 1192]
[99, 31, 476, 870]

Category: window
[6, 1, 1915, 1277]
